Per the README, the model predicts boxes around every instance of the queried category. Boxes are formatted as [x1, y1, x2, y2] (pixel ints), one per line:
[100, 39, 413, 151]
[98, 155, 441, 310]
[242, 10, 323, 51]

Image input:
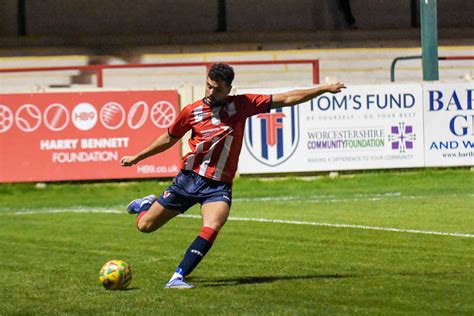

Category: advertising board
[0, 90, 181, 182]
[238, 84, 425, 174]
[423, 83, 474, 167]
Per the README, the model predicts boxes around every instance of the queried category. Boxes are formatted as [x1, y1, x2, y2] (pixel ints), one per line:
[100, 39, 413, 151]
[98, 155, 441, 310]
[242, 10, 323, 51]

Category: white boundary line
[6, 208, 473, 238]
[11, 209, 123, 215]
[232, 192, 474, 203]
[180, 214, 474, 238]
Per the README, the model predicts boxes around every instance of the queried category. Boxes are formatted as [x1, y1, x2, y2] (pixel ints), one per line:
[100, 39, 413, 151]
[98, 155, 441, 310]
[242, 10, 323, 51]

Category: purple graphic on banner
[388, 122, 416, 153]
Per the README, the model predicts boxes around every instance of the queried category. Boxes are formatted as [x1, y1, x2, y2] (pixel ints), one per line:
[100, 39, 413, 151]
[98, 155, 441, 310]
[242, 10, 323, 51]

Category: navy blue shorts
[156, 170, 232, 213]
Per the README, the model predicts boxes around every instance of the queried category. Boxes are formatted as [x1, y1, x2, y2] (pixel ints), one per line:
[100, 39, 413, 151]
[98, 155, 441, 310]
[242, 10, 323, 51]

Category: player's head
[205, 63, 234, 105]
[208, 63, 234, 86]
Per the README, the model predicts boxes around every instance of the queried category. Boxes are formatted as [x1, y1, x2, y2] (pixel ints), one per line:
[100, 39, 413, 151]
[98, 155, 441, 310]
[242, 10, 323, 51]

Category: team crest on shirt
[223, 102, 237, 117]
[244, 107, 300, 166]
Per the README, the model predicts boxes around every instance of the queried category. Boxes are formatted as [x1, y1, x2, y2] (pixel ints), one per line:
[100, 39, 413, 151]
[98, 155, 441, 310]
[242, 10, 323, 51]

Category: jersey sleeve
[168, 105, 192, 138]
[239, 94, 272, 118]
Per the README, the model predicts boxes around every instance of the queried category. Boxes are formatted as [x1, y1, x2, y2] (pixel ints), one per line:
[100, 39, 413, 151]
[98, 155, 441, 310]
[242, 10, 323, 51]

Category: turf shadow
[190, 274, 352, 287]
[120, 287, 140, 291]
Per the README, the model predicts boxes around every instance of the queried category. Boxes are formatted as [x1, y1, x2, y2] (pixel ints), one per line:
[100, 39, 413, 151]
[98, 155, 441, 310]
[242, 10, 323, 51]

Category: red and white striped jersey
[169, 94, 271, 183]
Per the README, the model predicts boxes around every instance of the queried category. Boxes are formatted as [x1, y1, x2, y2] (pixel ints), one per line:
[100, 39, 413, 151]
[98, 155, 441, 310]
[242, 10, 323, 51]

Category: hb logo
[244, 107, 300, 166]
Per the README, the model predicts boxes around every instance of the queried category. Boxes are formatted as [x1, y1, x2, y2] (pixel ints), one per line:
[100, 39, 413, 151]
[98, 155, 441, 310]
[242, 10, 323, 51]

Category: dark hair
[208, 63, 235, 86]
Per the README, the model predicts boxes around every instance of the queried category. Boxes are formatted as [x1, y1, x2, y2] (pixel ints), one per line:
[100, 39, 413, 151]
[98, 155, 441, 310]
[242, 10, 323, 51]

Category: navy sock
[177, 236, 213, 277]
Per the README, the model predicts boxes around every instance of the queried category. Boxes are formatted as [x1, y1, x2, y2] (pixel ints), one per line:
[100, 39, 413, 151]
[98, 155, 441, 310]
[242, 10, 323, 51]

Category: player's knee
[136, 221, 154, 233]
[137, 219, 166, 233]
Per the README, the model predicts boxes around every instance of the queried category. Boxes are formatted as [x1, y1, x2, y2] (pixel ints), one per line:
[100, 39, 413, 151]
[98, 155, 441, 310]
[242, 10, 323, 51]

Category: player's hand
[120, 156, 138, 167]
[326, 82, 346, 94]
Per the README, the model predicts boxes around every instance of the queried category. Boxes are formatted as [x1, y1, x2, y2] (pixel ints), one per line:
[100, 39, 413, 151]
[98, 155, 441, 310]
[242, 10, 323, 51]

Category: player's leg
[200, 201, 230, 231]
[136, 201, 181, 233]
[165, 201, 229, 289]
[127, 172, 198, 233]
[177, 201, 229, 274]
[127, 194, 181, 232]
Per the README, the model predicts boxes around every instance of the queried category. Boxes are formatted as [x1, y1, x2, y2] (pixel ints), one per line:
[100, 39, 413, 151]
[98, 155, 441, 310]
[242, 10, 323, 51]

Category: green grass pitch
[0, 169, 473, 314]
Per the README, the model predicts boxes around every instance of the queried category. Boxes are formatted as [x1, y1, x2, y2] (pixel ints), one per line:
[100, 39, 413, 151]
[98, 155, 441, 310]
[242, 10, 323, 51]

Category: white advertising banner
[237, 84, 425, 174]
[423, 83, 474, 167]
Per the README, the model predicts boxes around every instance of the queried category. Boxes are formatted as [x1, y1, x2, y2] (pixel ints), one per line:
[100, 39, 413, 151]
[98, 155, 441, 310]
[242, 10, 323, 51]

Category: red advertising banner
[0, 90, 181, 182]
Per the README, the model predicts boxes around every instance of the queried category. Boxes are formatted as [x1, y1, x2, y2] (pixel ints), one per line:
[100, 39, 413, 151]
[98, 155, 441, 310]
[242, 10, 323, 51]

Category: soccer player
[120, 63, 346, 289]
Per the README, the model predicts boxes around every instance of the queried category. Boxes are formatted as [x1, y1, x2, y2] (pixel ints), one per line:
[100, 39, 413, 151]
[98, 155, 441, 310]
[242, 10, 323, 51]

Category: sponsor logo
[193, 105, 209, 122]
[0, 104, 14, 133]
[72, 103, 97, 131]
[163, 191, 171, 199]
[127, 101, 149, 129]
[191, 249, 204, 257]
[428, 89, 474, 137]
[222, 195, 231, 201]
[0, 99, 177, 133]
[244, 107, 299, 166]
[16, 104, 42, 132]
[310, 93, 416, 111]
[100, 102, 125, 130]
[307, 128, 385, 151]
[151, 101, 176, 128]
[388, 122, 416, 153]
[44, 103, 69, 132]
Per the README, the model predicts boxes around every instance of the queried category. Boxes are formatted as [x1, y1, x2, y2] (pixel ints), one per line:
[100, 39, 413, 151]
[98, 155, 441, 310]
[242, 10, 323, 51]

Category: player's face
[205, 77, 231, 105]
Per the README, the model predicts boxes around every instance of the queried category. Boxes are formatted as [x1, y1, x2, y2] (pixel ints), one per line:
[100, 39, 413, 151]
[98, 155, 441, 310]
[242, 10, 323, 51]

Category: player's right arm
[120, 132, 180, 167]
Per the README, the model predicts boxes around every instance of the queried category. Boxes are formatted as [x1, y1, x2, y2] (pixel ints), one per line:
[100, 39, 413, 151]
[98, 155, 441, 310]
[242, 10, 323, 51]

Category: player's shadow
[191, 274, 352, 287]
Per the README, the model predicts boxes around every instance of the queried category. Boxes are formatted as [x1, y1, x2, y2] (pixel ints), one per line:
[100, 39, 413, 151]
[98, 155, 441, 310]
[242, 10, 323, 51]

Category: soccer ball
[99, 259, 132, 290]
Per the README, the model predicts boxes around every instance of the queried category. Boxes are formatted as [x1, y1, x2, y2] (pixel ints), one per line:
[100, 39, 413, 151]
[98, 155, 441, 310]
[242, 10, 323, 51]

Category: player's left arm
[271, 83, 346, 109]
